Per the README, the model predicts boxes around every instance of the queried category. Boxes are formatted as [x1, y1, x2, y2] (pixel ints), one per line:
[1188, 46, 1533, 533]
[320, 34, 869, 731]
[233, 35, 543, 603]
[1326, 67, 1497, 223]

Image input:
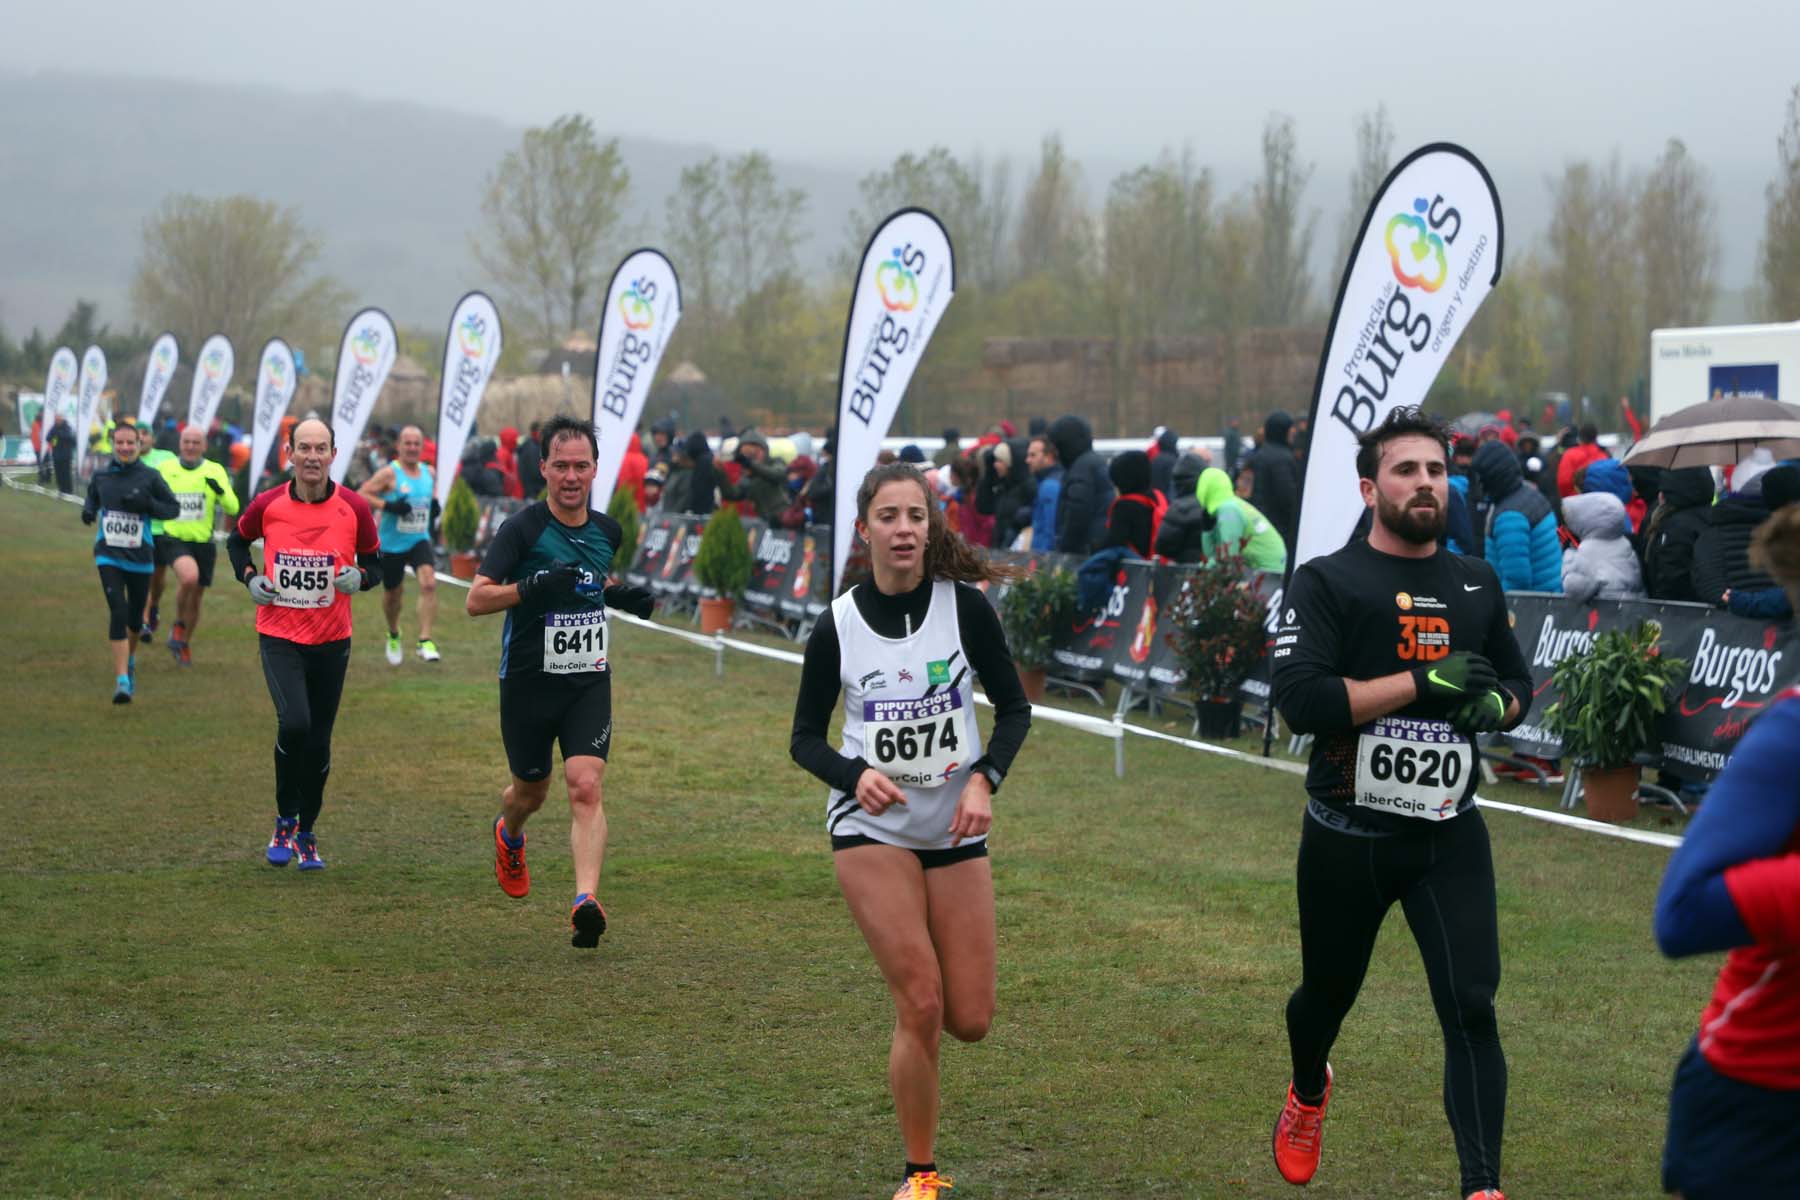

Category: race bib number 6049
[1353, 716, 1471, 822]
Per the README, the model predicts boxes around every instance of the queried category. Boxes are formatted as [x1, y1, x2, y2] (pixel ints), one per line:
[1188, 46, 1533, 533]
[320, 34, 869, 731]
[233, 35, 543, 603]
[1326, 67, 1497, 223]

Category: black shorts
[155, 538, 217, 586]
[380, 541, 436, 589]
[499, 672, 612, 782]
[831, 833, 989, 869]
[1664, 1038, 1800, 1198]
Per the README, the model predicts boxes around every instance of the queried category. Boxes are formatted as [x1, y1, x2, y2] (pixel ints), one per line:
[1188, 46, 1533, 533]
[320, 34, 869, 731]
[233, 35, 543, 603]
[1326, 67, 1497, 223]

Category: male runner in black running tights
[1268, 406, 1531, 1200]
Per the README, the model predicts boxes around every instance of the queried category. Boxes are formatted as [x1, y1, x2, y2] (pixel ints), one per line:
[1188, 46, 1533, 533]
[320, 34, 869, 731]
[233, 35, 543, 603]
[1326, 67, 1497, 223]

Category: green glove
[1413, 651, 1498, 704]
[1449, 689, 1509, 734]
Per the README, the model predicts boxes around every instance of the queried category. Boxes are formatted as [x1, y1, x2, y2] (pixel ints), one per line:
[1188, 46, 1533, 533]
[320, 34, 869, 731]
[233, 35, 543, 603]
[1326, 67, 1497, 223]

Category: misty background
[3, 1, 1798, 435]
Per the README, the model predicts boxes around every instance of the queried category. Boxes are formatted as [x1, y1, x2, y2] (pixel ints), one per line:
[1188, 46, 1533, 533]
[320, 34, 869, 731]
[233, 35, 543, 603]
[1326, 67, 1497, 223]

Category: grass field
[0, 480, 1713, 1198]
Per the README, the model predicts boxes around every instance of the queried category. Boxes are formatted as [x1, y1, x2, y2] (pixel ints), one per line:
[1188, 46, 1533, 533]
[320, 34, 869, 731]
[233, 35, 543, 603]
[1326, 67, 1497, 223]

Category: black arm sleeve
[147, 473, 182, 521]
[956, 583, 1031, 782]
[81, 477, 99, 523]
[225, 529, 255, 581]
[789, 615, 869, 793]
[1270, 563, 1354, 735]
[1481, 568, 1534, 727]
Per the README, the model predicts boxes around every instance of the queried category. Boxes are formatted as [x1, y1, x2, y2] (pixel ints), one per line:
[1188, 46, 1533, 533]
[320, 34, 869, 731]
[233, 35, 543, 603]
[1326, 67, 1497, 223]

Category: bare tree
[1638, 138, 1719, 329]
[664, 157, 728, 346]
[1546, 156, 1641, 409]
[844, 146, 1008, 288]
[1013, 134, 1092, 281]
[721, 151, 807, 307]
[1335, 105, 1395, 269]
[130, 194, 349, 364]
[1252, 113, 1317, 326]
[473, 114, 630, 347]
[1761, 84, 1800, 320]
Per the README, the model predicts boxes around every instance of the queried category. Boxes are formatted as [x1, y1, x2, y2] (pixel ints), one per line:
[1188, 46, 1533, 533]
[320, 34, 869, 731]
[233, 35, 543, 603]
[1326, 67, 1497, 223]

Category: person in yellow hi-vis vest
[147, 424, 240, 665]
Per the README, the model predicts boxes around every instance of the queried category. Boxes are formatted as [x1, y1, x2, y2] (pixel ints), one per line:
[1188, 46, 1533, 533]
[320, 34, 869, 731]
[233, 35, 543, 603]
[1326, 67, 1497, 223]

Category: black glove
[1449, 689, 1509, 734]
[603, 584, 655, 619]
[205, 476, 226, 497]
[517, 561, 584, 604]
[117, 486, 151, 515]
[1412, 651, 1497, 705]
[385, 498, 413, 519]
[82, 509, 95, 526]
[429, 498, 441, 538]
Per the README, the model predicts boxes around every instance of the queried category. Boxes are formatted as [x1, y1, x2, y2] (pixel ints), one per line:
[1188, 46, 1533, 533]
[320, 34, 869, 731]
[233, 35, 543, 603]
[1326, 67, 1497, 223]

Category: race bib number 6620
[1353, 716, 1471, 822]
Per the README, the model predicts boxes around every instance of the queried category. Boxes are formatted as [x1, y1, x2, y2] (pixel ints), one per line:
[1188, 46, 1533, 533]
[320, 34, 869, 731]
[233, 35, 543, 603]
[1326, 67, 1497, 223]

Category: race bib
[544, 609, 608, 675]
[864, 693, 966, 788]
[1353, 716, 1472, 821]
[176, 492, 206, 524]
[272, 549, 334, 609]
[396, 506, 429, 535]
[101, 511, 144, 549]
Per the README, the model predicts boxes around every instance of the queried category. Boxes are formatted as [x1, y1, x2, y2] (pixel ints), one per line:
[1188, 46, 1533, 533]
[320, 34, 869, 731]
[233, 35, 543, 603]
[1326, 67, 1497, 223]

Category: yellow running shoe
[892, 1170, 952, 1199]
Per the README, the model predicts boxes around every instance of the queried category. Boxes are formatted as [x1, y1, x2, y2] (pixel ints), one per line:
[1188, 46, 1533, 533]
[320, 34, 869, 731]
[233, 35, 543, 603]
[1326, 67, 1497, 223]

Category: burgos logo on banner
[202, 348, 226, 380]
[876, 249, 921, 312]
[457, 311, 487, 359]
[619, 279, 655, 331]
[1385, 197, 1450, 293]
[351, 327, 382, 366]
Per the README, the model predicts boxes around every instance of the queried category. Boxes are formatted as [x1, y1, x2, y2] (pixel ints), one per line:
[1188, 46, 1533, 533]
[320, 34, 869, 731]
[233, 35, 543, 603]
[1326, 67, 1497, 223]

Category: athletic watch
[973, 761, 1003, 794]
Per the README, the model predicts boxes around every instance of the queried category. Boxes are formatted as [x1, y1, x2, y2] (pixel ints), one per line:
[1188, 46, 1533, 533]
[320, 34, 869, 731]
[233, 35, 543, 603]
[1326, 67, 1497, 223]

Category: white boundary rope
[3, 470, 1681, 850]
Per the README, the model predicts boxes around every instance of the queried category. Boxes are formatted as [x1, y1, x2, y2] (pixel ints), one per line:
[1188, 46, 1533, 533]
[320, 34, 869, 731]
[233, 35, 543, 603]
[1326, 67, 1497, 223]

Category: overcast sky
[7, 0, 1799, 281]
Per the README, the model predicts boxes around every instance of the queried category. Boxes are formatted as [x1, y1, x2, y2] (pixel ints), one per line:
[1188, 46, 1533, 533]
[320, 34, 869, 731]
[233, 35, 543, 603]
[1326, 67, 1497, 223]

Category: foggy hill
[0, 71, 866, 338]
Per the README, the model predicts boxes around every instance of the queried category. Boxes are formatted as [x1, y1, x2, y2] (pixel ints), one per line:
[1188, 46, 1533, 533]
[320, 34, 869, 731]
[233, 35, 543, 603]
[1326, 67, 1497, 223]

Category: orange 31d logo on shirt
[1396, 615, 1450, 661]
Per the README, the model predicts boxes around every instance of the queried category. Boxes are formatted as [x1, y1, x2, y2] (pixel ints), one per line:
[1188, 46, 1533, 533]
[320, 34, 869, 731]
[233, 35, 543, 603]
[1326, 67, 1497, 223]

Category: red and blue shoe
[295, 831, 325, 871]
[266, 817, 298, 867]
[570, 893, 607, 948]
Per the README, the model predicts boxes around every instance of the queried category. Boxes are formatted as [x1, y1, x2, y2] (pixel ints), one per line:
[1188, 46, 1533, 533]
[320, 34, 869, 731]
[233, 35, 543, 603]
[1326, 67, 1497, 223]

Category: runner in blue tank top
[359, 427, 442, 664]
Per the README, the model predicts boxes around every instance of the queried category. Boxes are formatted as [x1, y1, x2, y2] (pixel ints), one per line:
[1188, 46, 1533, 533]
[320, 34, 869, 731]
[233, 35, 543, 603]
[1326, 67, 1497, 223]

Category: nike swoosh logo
[1463, 584, 1482, 591]
[1427, 669, 1462, 692]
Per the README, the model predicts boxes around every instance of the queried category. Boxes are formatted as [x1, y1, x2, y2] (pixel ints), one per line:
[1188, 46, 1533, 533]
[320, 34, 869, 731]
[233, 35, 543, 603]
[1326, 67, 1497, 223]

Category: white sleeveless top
[826, 580, 984, 851]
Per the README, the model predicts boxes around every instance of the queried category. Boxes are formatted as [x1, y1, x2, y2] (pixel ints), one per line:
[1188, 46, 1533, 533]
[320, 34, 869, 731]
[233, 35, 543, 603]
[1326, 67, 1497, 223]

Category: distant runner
[359, 425, 442, 665]
[144, 424, 240, 665]
[81, 419, 179, 703]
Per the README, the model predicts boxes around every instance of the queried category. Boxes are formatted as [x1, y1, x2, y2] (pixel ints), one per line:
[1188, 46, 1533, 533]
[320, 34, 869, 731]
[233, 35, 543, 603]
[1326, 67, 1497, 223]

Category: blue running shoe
[295, 832, 325, 871]
[127, 654, 136, 683]
[266, 817, 297, 866]
[140, 607, 158, 644]
[112, 674, 133, 704]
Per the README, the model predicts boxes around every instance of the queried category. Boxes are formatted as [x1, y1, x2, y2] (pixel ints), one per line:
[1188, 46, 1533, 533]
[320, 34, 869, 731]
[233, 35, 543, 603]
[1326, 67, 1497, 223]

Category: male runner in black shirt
[1269, 406, 1531, 1200]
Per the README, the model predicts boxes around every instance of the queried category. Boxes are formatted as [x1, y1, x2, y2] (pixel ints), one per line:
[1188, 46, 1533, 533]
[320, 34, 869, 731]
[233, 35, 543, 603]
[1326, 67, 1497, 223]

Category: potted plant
[692, 504, 752, 634]
[996, 564, 1076, 702]
[607, 487, 640, 581]
[1168, 553, 1268, 740]
[442, 475, 482, 581]
[1542, 619, 1688, 823]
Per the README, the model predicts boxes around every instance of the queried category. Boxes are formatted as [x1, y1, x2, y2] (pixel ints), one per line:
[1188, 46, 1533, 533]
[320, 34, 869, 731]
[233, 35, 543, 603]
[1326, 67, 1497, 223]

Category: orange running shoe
[892, 1170, 952, 1199]
[493, 814, 529, 898]
[1272, 1063, 1332, 1185]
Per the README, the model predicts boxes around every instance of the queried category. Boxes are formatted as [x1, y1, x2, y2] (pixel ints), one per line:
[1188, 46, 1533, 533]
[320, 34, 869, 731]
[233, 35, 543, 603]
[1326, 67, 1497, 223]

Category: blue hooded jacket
[1473, 440, 1562, 592]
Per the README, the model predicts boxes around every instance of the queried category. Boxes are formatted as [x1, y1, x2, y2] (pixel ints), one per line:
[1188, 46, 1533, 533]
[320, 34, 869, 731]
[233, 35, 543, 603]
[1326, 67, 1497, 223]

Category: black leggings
[1286, 808, 1506, 1195]
[258, 635, 350, 833]
[98, 566, 150, 641]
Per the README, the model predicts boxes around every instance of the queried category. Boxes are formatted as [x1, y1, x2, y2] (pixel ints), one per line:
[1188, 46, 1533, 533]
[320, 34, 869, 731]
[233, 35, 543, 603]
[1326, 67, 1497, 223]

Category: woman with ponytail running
[790, 461, 1033, 1200]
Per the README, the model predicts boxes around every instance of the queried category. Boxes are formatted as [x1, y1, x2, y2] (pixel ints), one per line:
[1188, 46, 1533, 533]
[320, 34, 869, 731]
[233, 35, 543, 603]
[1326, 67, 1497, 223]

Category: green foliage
[1544, 620, 1690, 769]
[474, 114, 630, 347]
[130, 196, 349, 366]
[1169, 553, 1268, 700]
[607, 486, 640, 576]
[996, 564, 1076, 670]
[442, 476, 481, 553]
[693, 504, 752, 597]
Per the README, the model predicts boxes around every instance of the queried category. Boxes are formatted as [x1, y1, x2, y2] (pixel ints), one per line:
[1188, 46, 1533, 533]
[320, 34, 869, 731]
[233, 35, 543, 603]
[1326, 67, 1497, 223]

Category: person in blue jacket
[1025, 435, 1063, 554]
[1471, 439, 1561, 592]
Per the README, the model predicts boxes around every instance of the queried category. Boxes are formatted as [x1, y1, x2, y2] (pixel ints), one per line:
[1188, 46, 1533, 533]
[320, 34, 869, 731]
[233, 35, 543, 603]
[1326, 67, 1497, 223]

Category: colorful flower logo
[619, 281, 654, 331]
[265, 357, 288, 389]
[875, 251, 919, 312]
[154, 342, 175, 370]
[457, 312, 486, 359]
[1384, 198, 1449, 293]
[202, 348, 226, 380]
[351, 328, 381, 365]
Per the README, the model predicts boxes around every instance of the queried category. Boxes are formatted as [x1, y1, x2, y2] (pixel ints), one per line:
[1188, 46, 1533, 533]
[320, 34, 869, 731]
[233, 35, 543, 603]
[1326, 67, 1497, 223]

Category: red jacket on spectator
[1556, 443, 1607, 498]
[618, 436, 649, 512]
[496, 428, 523, 499]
